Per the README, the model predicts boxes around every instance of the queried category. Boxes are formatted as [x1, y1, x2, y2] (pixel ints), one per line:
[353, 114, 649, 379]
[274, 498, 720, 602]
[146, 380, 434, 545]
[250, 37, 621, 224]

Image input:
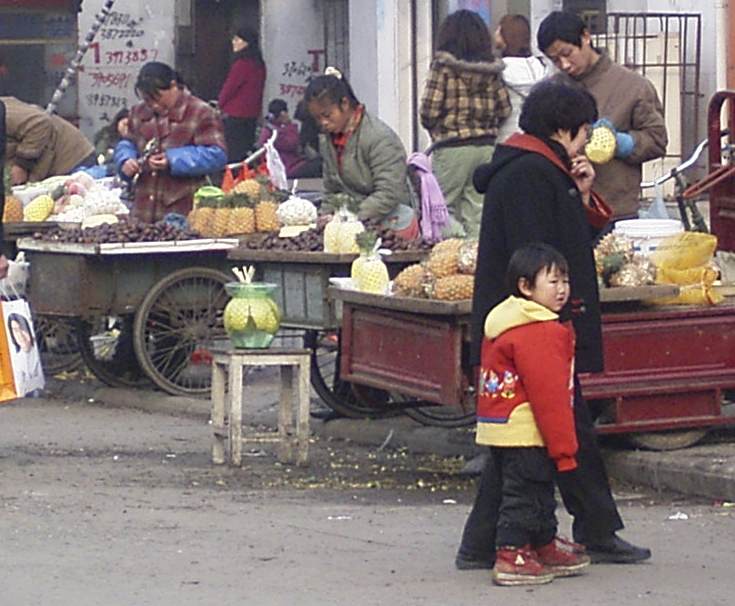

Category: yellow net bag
[649, 232, 723, 305]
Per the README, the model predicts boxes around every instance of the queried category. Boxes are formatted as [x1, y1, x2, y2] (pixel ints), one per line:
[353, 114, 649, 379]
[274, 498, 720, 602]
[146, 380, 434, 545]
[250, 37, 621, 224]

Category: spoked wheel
[77, 315, 151, 388]
[133, 267, 230, 396]
[303, 328, 401, 419]
[34, 315, 82, 375]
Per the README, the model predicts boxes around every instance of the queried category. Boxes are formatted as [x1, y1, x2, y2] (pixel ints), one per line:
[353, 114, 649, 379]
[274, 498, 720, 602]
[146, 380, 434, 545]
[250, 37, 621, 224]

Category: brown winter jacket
[2, 96, 94, 182]
[420, 51, 511, 145]
[568, 53, 668, 218]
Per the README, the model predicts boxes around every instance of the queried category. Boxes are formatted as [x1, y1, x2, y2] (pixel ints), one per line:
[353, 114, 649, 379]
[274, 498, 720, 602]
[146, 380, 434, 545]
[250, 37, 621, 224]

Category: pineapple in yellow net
[210, 195, 234, 237]
[226, 192, 256, 236]
[351, 231, 390, 294]
[233, 177, 262, 199]
[585, 124, 617, 164]
[255, 194, 280, 232]
[194, 195, 218, 236]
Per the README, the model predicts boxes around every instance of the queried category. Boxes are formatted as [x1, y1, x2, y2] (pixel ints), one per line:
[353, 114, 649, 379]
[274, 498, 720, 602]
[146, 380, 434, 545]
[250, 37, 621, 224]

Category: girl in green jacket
[305, 69, 418, 240]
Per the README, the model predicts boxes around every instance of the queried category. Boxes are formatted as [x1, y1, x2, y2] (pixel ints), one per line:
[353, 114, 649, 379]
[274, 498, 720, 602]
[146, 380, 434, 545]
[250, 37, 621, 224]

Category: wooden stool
[211, 347, 310, 466]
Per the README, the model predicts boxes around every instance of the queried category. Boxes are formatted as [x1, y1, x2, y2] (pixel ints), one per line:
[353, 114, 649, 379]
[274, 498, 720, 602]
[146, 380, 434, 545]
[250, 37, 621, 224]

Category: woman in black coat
[457, 80, 651, 568]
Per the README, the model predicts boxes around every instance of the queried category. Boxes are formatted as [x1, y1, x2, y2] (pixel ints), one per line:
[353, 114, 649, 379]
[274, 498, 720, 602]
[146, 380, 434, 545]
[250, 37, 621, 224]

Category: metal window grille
[592, 12, 702, 166]
[323, 0, 349, 79]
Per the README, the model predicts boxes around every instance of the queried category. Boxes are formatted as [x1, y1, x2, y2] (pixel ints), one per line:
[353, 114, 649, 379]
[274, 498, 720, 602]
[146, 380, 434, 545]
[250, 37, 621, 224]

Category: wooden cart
[17, 237, 239, 396]
[331, 285, 735, 448]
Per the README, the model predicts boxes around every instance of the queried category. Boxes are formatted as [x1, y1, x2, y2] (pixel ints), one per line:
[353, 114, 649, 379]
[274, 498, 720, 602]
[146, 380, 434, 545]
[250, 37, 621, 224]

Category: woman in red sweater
[218, 26, 266, 162]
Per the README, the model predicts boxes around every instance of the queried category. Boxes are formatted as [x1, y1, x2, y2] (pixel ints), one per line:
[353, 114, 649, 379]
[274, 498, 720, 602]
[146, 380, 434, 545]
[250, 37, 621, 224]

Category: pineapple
[193, 195, 217, 236]
[226, 193, 256, 235]
[585, 124, 617, 164]
[233, 177, 262, 199]
[254, 195, 280, 232]
[393, 263, 430, 298]
[210, 195, 232, 238]
[351, 231, 390, 294]
[23, 194, 55, 222]
[457, 240, 479, 275]
[324, 207, 365, 253]
[430, 238, 465, 257]
[2, 195, 23, 222]
[426, 251, 460, 279]
[433, 274, 475, 301]
[224, 299, 279, 334]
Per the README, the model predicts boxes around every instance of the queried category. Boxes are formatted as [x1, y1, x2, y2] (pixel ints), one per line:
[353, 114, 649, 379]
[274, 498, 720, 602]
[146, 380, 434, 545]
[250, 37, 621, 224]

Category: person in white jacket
[495, 14, 552, 142]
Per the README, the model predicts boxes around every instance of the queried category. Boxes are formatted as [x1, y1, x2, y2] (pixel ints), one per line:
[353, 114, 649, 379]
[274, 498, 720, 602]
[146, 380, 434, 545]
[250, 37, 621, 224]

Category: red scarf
[503, 133, 612, 230]
[330, 104, 364, 170]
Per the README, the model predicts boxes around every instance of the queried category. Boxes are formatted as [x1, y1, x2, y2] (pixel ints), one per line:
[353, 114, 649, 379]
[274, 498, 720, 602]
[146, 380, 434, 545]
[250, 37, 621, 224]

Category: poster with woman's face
[2, 301, 44, 397]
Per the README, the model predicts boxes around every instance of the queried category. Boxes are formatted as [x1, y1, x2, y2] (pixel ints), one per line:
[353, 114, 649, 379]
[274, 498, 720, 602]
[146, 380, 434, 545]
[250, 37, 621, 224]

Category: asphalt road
[1, 396, 733, 606]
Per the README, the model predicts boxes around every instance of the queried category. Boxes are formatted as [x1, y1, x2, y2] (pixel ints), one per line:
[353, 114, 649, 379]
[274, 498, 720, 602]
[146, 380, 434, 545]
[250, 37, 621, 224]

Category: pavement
[43, 371, 735, 502]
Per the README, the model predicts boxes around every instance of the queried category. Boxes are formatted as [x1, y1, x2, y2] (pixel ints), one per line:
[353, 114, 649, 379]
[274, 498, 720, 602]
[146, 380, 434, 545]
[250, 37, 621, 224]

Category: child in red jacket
[477, 242, 590, 586]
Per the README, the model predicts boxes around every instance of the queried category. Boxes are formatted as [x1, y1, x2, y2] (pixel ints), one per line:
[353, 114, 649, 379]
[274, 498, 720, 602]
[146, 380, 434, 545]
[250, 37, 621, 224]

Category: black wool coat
[470, 138, 604, 374]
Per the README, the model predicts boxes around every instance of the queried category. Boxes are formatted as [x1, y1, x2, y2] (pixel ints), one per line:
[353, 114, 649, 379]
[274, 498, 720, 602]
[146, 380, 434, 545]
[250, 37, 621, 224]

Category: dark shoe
[309, 407, 343, 422]
[585, 534, 652, 564]
[535, 536, 591, 577]
[492, 546, 555, 586]
[455, 551, 495, 570]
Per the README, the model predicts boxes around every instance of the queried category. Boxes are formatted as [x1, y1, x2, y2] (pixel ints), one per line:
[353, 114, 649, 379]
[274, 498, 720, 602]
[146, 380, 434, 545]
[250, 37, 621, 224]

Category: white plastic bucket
[613, 219, 684, 255]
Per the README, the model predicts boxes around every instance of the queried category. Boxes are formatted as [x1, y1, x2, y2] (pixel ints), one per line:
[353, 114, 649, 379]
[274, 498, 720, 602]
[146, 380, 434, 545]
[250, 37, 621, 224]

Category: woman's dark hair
[499, 14, 532, 57]
[112, 107, 129, 127]
[506, 242, 569, 297]
[436, 9, 494, 62]
[519, 77, 597, 140]
[304, 71, 360, 108]
[267, 98, 288, 118]
[7, 312, 33, 353]
[537, 11, 587, 52]
[135, 62, 185, 99]
[233, 26, 264, 64]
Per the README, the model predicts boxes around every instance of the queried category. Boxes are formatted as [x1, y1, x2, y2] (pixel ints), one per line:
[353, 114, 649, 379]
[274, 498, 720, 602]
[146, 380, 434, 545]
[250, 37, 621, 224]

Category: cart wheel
[133, 267, 230, 396]
[34, 315, 82, 375]
[627, 429, 708, 451]
[403, 399, 476, 428]
[304, 329, 401, 419]
[77, 315, 152, 388]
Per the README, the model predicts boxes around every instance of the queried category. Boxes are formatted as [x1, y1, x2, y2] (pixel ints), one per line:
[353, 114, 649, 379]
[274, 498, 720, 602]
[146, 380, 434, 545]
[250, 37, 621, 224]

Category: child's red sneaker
[535, 536, 591, 577]
[492, 546, 555, 586]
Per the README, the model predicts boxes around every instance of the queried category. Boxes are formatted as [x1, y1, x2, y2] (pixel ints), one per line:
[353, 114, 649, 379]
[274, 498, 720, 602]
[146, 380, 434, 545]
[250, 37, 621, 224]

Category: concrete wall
[77, 0, 176, 138]
[261, 0, 324, 118]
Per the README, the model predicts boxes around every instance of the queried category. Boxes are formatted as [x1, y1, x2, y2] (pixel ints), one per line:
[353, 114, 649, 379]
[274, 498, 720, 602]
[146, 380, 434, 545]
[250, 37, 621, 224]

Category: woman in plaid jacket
[420, 10, 511, 239]
[115, 62, 227, 223]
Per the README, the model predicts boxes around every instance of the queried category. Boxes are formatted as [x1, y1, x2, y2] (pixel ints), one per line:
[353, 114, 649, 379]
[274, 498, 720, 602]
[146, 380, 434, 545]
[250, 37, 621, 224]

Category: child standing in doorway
[475, 242, 590, 586]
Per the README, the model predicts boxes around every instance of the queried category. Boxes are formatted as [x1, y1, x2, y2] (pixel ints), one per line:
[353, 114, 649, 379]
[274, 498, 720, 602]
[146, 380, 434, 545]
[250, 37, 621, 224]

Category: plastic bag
[638, 182, 670, 219]
[649, 232, 722, 305]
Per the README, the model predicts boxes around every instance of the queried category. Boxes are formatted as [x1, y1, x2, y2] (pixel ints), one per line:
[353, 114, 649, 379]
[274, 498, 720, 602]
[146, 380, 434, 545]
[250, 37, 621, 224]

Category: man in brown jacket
[538, 12, 668, 219]
[2, 96, 95, 186]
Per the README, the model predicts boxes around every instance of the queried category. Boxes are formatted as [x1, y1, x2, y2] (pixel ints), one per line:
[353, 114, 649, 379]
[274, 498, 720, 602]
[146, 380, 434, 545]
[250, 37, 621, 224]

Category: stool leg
[228, 360, 244, 466]
[296, 356, 310, 465]
[278, 365, 295, 463]
[211, 360, 227, 465]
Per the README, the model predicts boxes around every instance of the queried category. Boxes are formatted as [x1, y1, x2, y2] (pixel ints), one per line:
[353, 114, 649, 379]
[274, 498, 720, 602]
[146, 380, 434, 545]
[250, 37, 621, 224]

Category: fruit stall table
[226, 247, 428, 418]
[16, 237, 239, 396]
[328, 285, 735, 448]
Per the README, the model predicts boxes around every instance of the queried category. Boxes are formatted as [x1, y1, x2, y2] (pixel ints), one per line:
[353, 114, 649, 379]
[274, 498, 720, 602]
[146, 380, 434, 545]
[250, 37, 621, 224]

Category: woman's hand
[148, 153, 169, 171]
[10, 165, 28, 186]
[570, 154, 595, 201]
[121, 158, 140, 178]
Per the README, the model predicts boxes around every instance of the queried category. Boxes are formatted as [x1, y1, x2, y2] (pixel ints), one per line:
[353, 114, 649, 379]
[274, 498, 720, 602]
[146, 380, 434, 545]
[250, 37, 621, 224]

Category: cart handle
[640, 129, 730, 190]
[225, 128, 278, 171]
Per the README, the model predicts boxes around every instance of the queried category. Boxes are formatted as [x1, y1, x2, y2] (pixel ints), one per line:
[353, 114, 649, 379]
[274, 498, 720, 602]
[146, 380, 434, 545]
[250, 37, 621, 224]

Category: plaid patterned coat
[123, 90, 226, 222]
[420, 51, 511, 145]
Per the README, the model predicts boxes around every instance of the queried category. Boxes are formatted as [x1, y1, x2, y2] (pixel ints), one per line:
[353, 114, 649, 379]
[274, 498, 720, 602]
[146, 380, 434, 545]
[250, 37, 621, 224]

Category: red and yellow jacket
[476, 296, 578, 472]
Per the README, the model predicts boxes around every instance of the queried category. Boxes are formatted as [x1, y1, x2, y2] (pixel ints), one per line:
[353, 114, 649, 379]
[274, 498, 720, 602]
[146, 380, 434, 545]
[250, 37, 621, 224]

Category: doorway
[181, 0, 260, 103]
